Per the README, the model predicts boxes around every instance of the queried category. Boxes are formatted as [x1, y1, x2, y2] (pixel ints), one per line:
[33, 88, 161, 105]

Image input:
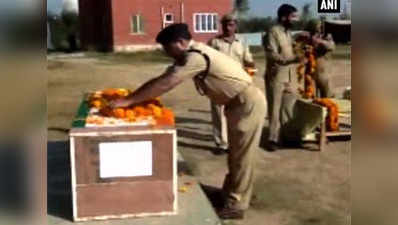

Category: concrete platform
[47, 141, 221, 225]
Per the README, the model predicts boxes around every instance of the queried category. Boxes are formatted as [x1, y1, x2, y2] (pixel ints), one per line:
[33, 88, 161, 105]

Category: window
[193, 13, 218, 33]
[130, 14, 145, 34]
[165, 13, 173, 23]
[163, 13, 174, 28]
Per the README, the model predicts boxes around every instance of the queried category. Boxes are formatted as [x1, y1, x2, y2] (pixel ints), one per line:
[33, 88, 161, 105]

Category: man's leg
[211, 102, 228, 150]
[268, 81, 284, 145]
[265, 74, 273, 120]
[220, 87, 266, 219]
[315, 69, 334, 98]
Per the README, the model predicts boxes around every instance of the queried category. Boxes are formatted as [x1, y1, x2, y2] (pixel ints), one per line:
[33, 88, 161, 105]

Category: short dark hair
[277, 4, 297, 22]
[156, 23, 192, 45]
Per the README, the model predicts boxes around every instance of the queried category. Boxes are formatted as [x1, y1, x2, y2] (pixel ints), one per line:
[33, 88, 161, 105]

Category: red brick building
[79, 0, 233, 52]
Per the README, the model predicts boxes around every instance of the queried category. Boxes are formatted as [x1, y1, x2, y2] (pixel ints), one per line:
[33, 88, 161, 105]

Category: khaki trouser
[265, 64, 299, 143]
[210, 103, 228, 149]
[222, 86, 266, 210]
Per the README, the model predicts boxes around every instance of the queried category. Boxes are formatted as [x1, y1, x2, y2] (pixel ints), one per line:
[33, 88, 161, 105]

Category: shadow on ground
[200, 184, 223, 210]
[175, 116, 212, 125]
[177, 141, 216, 154]
[47, 141, 73, 221]
[188, 109, 211, 114]
[176, 129, 213, 142]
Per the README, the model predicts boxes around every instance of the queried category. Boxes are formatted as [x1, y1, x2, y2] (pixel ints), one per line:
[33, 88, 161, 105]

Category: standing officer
[305, 19, 336, 98]
[110, 23, 266, 219]
[208, 13, 255, 154]
[263, 4, 304, 151]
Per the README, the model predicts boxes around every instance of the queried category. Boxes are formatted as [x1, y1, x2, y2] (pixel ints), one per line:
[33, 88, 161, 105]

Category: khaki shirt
[208, 35, 253, 66]
[263, 24, 297, 84]
[166, 41, 252, 105]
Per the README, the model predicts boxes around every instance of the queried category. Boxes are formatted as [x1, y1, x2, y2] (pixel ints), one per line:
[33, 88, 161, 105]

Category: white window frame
[130, 14, 144, 34]
[193, 13, 218, 33]
[163, 13, 174, 28]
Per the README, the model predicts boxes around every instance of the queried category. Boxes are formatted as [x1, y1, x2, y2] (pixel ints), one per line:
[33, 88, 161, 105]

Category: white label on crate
[99, 141, 153, 178]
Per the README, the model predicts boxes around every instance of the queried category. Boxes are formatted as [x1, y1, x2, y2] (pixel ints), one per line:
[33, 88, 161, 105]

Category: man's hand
[109, 98, 133, 109]
[299, 55, 308, 64]
[292, 54, 307, 64]
[284, 82, 297, 94]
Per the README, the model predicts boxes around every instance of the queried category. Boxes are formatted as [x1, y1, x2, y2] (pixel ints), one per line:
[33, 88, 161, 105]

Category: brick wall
[80, 0, 233, 51]
[112, 0, 233, 48]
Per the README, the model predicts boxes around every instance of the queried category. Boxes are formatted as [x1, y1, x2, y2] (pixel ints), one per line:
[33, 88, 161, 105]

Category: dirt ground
[47, 47, 351, 225]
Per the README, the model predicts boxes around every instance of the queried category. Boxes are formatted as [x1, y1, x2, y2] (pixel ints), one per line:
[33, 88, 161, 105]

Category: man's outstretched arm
[109, 70, 183, 108]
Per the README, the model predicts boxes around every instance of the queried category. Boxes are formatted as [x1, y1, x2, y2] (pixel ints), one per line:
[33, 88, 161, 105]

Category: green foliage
[235, 0, 250, 14]
[48, 12, 80, 51]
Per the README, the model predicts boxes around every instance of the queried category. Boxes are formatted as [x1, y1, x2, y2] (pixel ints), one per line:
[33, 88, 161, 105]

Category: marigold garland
[295, 40, 339, 131]
[87, 88, 175, 125]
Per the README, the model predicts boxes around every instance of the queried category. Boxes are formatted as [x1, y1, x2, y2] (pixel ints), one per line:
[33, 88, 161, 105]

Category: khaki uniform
[168, 40, 266, 210]
[313, 34, 336, 98]
[209, 36, 254, 65]
[208, 36, 254, 149]
[263, 24, 299, 143]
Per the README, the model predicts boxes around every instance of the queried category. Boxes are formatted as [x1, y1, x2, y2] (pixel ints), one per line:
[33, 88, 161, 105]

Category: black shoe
[213, 147, 228, 155]
[266, 141, 278, 152]
[283, 140, 304, 148]
[217, 207, 244, 220]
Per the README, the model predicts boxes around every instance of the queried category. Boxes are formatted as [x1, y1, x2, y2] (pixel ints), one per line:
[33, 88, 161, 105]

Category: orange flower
[115, 88, 129, 97]
[90, 100, 103, 108]
[157, 108, 175, 125]
[313, 98, 339, 131]
[90, 89, 174, 124]
[125, 109, 136, 121]
[113, 108, 126, 118]
[133, 106, 146, 116]
[148, 104, 163, 118]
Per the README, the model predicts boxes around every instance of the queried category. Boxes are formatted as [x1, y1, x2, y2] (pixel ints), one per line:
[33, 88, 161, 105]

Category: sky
[47, 0, 350, 17]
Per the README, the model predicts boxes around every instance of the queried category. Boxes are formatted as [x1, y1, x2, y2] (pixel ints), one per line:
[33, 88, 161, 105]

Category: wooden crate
[69, 101, 177, 221]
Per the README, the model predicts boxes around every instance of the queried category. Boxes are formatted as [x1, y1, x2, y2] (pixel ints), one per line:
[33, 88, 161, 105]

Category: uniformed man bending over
[110, 23, 266, 220]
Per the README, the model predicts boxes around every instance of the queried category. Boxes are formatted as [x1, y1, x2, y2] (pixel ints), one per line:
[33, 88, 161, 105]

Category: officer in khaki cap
[208, 13, 255, 154]
[305, 19, 336, 98]
[110, 23, 266, 220]
[263, 4, 305, 151]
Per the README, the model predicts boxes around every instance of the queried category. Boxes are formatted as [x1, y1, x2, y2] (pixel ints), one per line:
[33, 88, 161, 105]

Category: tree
[301, 3, 312, 22]
[319, 15, 327, 22]
[235, 0, 250, 17]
